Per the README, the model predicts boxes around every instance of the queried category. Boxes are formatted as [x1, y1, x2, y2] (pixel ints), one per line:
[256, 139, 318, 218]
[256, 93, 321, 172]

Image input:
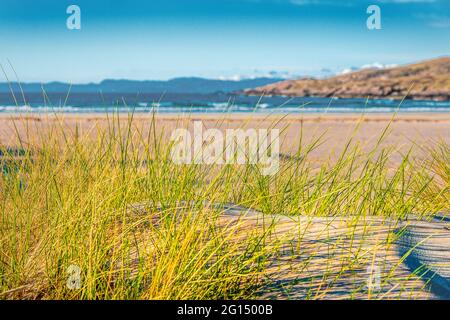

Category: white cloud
[219, 63, 400, 80]
[340, 62, 398, 75]
[361, 62, 398, 69]
[340, 67, 359, 75]
[218, 70, 301, 81]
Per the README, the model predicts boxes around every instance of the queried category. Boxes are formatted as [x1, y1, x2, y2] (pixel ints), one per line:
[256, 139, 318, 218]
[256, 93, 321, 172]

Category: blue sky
[0, 0, 449, 82]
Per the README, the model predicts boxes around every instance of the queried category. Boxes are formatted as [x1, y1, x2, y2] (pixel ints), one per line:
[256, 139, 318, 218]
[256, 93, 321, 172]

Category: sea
[0, 92, 449, 113]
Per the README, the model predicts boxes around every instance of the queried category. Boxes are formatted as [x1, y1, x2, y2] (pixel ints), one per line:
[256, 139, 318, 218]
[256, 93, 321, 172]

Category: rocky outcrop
[245, 57, 450, 101]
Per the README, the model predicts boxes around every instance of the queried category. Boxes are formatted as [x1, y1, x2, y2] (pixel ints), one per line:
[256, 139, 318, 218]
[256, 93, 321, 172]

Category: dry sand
[0, 113, 448, 165]
[215, 204, 450, 299]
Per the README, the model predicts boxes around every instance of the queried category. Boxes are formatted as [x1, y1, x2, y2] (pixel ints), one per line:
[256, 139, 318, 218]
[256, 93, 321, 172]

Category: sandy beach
[3, 0, 450, 303]
[1, 113, 449, 166]
[1, 113, 449, 299]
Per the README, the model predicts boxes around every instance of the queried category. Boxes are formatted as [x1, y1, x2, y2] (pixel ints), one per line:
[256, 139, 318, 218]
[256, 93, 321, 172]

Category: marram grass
[0, 112, 448, 299]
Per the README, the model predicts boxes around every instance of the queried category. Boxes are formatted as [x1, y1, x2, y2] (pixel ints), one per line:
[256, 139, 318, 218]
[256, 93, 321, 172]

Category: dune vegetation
[0, 111, 448, 299]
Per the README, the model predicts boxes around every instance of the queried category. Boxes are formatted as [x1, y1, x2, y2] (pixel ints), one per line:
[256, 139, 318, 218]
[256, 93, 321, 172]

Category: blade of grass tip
[0, 64, 19, 107]
[252, 92, 266, 113]
[260, 96, 297, 122]
[124, 97, 136, 162]
[7, 59, 27, 107]
[324, 93, 336, 114]
[350, 96, 368, 134]
[148, 94, 161, 158]
[325, 98, 363, 174]
[44, 85, 72, 146]
[1, 63, 34, 150]
[224, 95, 234, 114]
[153, 91, 166, 112]
[375, 86, 414, 148]
[51, 85, 74, 146]
[9, 117, 26, 157]
[98, 89, 114, 140]
[151, 92, 166, 156]
[63, 83, 73, 109]
[231, 97, 262, 136]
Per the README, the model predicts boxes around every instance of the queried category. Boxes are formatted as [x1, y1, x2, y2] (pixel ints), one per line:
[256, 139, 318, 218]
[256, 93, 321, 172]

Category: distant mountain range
[0, 77, 282, 95]
[3, 58, 449, 102]
[245, 57, 450, 101]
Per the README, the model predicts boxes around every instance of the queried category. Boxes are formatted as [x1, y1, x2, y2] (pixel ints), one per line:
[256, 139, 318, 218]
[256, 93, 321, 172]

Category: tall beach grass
[0, 110, 448, 299]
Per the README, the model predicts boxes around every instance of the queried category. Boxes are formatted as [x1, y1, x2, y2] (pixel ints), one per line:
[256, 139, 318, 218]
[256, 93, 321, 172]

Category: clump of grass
[0, 111, 448, 299]
[209, 120, 447, 220]
[0, 113, 272, 299]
